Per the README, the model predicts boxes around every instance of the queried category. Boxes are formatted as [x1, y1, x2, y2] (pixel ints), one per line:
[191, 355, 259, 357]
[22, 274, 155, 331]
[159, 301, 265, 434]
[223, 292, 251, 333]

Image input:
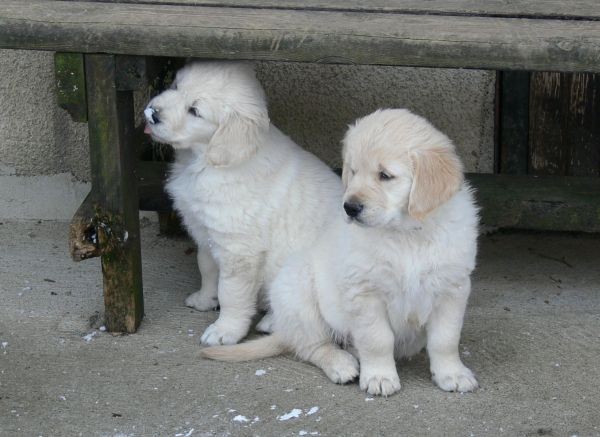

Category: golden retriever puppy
[201, 109, 479, 396]
[144, 62, 342, 345]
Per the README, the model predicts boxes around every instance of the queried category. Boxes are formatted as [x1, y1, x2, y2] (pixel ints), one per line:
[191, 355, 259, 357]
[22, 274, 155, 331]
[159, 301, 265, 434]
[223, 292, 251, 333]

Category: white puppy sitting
[144, 62, 342, 345]
[201, 109, 479, 396]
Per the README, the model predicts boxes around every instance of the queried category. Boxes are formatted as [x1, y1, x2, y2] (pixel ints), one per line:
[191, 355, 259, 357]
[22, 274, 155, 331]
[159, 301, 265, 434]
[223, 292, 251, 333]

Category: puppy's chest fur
[167, 157, 270, 250]
[327, 225, 473, 345]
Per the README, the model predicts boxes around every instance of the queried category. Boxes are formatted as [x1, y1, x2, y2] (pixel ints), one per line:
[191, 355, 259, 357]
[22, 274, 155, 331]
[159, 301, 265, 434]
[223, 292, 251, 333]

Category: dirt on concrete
[0, 220, 599, 436]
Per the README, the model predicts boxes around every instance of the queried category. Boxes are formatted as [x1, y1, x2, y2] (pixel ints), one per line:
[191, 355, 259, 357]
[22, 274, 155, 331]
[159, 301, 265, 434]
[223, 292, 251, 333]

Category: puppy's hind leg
[270, 263, 358, 384]
[185, 245, 219, 311]
[300, 341, 359, 385]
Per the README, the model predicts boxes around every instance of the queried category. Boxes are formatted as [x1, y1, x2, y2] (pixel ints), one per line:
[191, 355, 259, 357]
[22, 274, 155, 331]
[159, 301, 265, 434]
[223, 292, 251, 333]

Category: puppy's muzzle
[343, 200, 364, 218]
[144, 107, 160, 124]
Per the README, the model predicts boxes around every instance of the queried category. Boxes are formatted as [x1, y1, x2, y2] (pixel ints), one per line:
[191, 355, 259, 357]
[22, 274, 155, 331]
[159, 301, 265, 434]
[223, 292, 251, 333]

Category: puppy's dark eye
[379, 171, 394, 181]
[188, 107, 202, 117]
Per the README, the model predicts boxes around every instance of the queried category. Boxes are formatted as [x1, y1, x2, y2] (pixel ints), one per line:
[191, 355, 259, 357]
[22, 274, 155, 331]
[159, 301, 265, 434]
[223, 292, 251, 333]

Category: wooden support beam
[86, 54, 143, 333]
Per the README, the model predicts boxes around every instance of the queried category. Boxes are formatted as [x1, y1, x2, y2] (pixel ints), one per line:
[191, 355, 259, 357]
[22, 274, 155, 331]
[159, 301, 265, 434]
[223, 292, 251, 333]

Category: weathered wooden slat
[529, 72, 600, 176]
[135, 160, 600, 232]
[469, 173, 600, 232]
[71, 0, 600, 20]
[86, 54, 143, 333]
[565, 73, 600, 177]
[54, 52, 87, 122]
[2, 1, 600, 72]
[498, 71, 530, 174]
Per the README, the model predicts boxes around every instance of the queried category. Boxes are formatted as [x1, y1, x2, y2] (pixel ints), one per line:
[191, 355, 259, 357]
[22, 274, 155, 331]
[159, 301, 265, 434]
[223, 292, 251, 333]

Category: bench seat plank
[87, 0, 600, 21]
[2, 1, 600, 72]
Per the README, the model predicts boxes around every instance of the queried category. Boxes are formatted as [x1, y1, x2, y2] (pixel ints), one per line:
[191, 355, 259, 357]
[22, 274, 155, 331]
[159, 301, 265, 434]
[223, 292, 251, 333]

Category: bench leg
[85, 54, 143, 333]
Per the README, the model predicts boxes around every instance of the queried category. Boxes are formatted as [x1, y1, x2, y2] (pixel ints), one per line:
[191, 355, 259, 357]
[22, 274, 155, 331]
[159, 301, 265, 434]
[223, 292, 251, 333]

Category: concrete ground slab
[0, 220, 599, 436]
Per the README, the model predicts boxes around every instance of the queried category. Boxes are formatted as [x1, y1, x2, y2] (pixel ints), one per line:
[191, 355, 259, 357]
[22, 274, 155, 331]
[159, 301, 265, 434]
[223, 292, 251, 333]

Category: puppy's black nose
[151, 112, 160, 124]
[344, 202, 364, 218]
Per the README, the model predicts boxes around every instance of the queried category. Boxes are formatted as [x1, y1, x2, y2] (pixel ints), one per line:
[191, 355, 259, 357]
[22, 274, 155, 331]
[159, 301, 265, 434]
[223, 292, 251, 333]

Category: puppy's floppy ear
[408, 146, 463, 220]
[206, 105, 269, 168]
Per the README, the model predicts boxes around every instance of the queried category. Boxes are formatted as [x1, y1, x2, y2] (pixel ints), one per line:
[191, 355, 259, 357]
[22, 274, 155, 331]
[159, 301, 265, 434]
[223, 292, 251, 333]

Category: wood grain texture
[2, 1, 600, 71]
[67, 0, 600, 20]
[530, 72, 600, 176]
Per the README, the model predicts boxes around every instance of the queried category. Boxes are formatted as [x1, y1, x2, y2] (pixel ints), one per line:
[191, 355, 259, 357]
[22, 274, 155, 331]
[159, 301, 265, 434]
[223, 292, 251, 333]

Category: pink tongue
[144, 124, 152, 134]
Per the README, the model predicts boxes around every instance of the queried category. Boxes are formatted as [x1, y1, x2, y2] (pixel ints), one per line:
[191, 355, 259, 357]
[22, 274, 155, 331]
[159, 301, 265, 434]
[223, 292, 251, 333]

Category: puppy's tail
[200, 334, 287, 362]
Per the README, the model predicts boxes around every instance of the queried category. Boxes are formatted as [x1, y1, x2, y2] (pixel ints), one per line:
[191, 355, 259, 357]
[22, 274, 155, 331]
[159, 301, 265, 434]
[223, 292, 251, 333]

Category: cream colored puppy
[144, 62, 342, 345]
[202, 109, 479, 396]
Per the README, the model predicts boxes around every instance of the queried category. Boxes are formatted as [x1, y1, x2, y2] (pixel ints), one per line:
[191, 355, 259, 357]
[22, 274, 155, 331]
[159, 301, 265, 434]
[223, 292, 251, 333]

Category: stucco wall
[0, 49, 496, 219]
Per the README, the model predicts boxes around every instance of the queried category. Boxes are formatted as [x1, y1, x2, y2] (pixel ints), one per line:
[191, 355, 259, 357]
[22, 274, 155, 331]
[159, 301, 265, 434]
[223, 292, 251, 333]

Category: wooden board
[2, 1, 600, 72]
[68, 0, 600, 20]
[136, 161, 600, 232]
[529, 72, 600, 176]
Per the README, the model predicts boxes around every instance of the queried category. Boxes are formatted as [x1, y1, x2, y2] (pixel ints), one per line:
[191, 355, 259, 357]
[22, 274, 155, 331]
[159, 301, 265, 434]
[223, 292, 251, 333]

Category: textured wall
[0, 50, 89, 180]
[257, 62, 496, 172]
[0, 50, 495, 184]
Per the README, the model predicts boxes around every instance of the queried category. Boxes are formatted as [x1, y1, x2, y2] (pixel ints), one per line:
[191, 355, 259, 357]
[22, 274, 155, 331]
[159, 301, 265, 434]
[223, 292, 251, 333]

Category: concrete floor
[0, 219, 599, 436]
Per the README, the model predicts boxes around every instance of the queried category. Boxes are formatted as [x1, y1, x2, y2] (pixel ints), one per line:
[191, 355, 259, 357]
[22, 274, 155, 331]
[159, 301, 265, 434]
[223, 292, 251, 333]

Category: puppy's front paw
[432, 364, 478, 392]
[322, 350, 359, 384]
[200, 322, 246, 346]
[359, 367, 401, 396]
[185, 290, 218, 311]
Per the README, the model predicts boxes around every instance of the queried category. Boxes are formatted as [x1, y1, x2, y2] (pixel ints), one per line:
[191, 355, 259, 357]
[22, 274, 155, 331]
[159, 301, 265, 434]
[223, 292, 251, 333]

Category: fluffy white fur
[201, 109, 480, 396]
[144, 62, 342, 345]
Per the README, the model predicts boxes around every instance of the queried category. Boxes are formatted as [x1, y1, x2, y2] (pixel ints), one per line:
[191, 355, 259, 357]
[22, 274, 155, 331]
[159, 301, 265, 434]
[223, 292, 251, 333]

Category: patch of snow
[278, 409, 302, 421]
[82, 332, 98, 342]
[1, 342, 8, 349]
[59, 396, 66, 401]
[252, 417, 260, 423]
[99, 326, 106, 332]
[255, 369, 267, 376]
[270, 405, 276, 410]
[22, 286, 32, 291]
[306, 407, 319, 416]
[233, 415, 249, 423]
[299, 432, 308, 436]
[365, 397, 374, 402]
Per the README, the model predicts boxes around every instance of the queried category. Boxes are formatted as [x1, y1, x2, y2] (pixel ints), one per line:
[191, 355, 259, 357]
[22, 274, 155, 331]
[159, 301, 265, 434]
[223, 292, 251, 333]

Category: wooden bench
[2, 1, 599, 333]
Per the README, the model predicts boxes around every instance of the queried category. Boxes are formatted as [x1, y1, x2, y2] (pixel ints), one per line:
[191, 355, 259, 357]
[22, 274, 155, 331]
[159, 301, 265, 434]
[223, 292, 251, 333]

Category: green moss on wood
[54, 52, 87, 122]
